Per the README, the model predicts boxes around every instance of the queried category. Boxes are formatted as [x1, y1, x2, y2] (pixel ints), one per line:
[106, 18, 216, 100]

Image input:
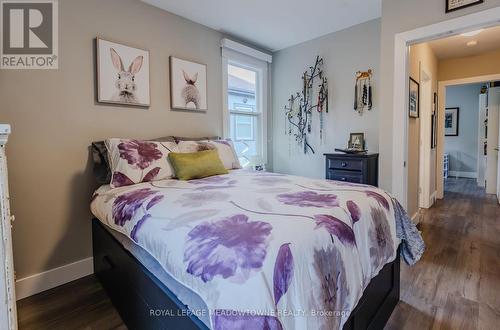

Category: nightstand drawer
[327, 170, 364, 183]
[324, 153, 378, 186]
[328, 158, 363, 171]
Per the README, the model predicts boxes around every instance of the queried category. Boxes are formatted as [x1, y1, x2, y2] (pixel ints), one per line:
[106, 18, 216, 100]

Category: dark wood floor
[385, 178, 500, 330]
[17, 178, 500, 329]
[17, 275, 125, 330]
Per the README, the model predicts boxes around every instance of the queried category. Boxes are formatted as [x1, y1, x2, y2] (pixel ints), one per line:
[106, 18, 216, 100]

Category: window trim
[233, 103, 255, 113]
[222, 42, 270, 165]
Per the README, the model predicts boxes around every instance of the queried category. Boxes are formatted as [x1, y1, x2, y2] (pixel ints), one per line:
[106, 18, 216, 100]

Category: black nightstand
[324, 153, 379, 186]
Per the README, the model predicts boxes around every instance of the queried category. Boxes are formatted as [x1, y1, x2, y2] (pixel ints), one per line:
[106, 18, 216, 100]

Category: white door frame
[436, 74, 500, 198]
[0, 124, 17, 330]
[392, 7, 500, 208]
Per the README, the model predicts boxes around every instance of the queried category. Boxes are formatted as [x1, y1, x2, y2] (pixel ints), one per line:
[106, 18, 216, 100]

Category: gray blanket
[392, 197, 425, 265]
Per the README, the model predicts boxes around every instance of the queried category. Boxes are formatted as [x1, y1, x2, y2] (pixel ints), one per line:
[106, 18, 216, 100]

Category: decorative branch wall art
[353, 69, 373, 115]
[284, 56, 328, 154]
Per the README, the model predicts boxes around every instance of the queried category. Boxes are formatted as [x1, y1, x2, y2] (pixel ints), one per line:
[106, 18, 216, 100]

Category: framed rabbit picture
[170, 56, 208, 111]
[96, 38, 150, 107]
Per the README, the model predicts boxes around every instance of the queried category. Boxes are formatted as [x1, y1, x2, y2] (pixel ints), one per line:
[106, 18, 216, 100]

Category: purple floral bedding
[90, 170, 422, 329]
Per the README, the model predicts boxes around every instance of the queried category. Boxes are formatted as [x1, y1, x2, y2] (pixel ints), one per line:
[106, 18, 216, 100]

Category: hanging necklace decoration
[353, 69, 373, 115]
[284, 56, 328, 154]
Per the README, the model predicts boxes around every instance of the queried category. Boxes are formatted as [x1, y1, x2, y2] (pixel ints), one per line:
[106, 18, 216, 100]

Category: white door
[418, 69, 433, 208]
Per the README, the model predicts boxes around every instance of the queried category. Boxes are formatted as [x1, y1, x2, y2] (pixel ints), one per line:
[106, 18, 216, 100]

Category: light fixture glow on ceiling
[460, 29, 484, 37]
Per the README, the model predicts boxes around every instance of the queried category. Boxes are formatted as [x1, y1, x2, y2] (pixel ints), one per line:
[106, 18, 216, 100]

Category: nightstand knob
[341, 162, 347, 167]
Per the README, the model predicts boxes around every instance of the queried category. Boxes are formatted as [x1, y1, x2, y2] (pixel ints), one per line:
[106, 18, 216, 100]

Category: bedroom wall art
[446, 0, 483, 13]
[409, 77, 419, 118]
[445, 107, 459, 136]
[97, 38, 150, 107]
[170, 56, 208, 111]
[431, 92, 438, 149]
[353, 69, 373, 115]
[284, 56, 328, 154]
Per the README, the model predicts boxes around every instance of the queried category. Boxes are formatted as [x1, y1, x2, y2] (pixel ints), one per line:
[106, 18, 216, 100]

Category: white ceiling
[142, 0, 381, 51]
[428, 25, 500, 60]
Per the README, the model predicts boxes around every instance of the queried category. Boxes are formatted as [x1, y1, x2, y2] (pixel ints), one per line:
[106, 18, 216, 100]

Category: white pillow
[177, 139, 241, 170]
[105, 138, 178, 188]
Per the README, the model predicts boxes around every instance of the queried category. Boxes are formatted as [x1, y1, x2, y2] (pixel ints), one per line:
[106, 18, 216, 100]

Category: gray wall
[379, 0, 500, 191]
[272, 19, 380, 178]
[445, 84, 482, 173]
[0, 0, 226, 279]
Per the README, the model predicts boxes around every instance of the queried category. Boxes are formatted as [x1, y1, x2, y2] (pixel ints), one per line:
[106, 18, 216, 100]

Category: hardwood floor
[17, 178, 499, 329]
[385, 178, 500, 330]
[17, 275, 125, 330]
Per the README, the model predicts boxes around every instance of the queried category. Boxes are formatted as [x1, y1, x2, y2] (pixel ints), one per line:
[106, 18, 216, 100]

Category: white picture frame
[97, 38, 150, 107]
[170, 56, 207, 111]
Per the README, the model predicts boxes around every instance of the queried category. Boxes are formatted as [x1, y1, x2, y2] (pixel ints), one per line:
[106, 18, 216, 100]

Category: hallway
[386, 178, 500, 329]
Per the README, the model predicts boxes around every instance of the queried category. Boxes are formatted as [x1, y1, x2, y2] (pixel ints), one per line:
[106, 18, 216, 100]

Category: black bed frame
[93, 219, 399, 330]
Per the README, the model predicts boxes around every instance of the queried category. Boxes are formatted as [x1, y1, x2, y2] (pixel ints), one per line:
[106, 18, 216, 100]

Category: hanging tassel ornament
[317, 76, 328, 141]
[362, 82, 367, 106]
[368, 77, 372, 110]
[354, 80, 358, 112]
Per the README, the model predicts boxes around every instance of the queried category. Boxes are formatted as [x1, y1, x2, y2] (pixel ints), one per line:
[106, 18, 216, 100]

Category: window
[233, 114, 254, 140]
[222, 39, 271, 167]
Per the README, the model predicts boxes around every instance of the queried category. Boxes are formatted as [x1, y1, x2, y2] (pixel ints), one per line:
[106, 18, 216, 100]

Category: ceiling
[141, 0, 381, 51]
[428, 25, 500, 60]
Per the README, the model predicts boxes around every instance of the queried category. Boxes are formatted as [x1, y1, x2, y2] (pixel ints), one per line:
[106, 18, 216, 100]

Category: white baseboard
[411, 212, 420, 224]
[448, 171, 477, 179]
[15, 257, 93, 300]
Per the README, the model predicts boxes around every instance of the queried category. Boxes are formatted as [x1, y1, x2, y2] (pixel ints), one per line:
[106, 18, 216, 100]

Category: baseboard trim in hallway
[448, 171, 477, 179]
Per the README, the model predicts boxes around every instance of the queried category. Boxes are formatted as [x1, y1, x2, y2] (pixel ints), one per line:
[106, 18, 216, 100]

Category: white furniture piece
[477, 93, 487, 187]
[443, 153, 449, 180]
[0, 124, 17, 330]
[496, 94, 500, 204]
[486, 88, 499, 195]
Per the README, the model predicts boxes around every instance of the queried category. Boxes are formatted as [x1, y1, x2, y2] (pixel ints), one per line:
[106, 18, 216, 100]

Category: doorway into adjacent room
[386, 10, 500, 329]
[405, 24, 500, 223]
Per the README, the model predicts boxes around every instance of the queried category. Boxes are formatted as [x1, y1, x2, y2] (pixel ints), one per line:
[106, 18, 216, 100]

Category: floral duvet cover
[91, 170, 423, 330]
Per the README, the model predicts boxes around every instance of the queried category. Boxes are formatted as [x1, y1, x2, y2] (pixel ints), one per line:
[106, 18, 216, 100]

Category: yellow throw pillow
[168, 149, 229, 180]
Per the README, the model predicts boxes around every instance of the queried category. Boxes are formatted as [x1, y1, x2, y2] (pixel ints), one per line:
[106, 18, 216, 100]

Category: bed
[90, 169, 423, 330]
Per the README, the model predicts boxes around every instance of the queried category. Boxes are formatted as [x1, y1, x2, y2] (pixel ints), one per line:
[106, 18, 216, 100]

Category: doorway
[387, 11, 500, 328]
[438, 78, 500, 201]
[441, 82, 492, 197]
[390, 6, 500, 209]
